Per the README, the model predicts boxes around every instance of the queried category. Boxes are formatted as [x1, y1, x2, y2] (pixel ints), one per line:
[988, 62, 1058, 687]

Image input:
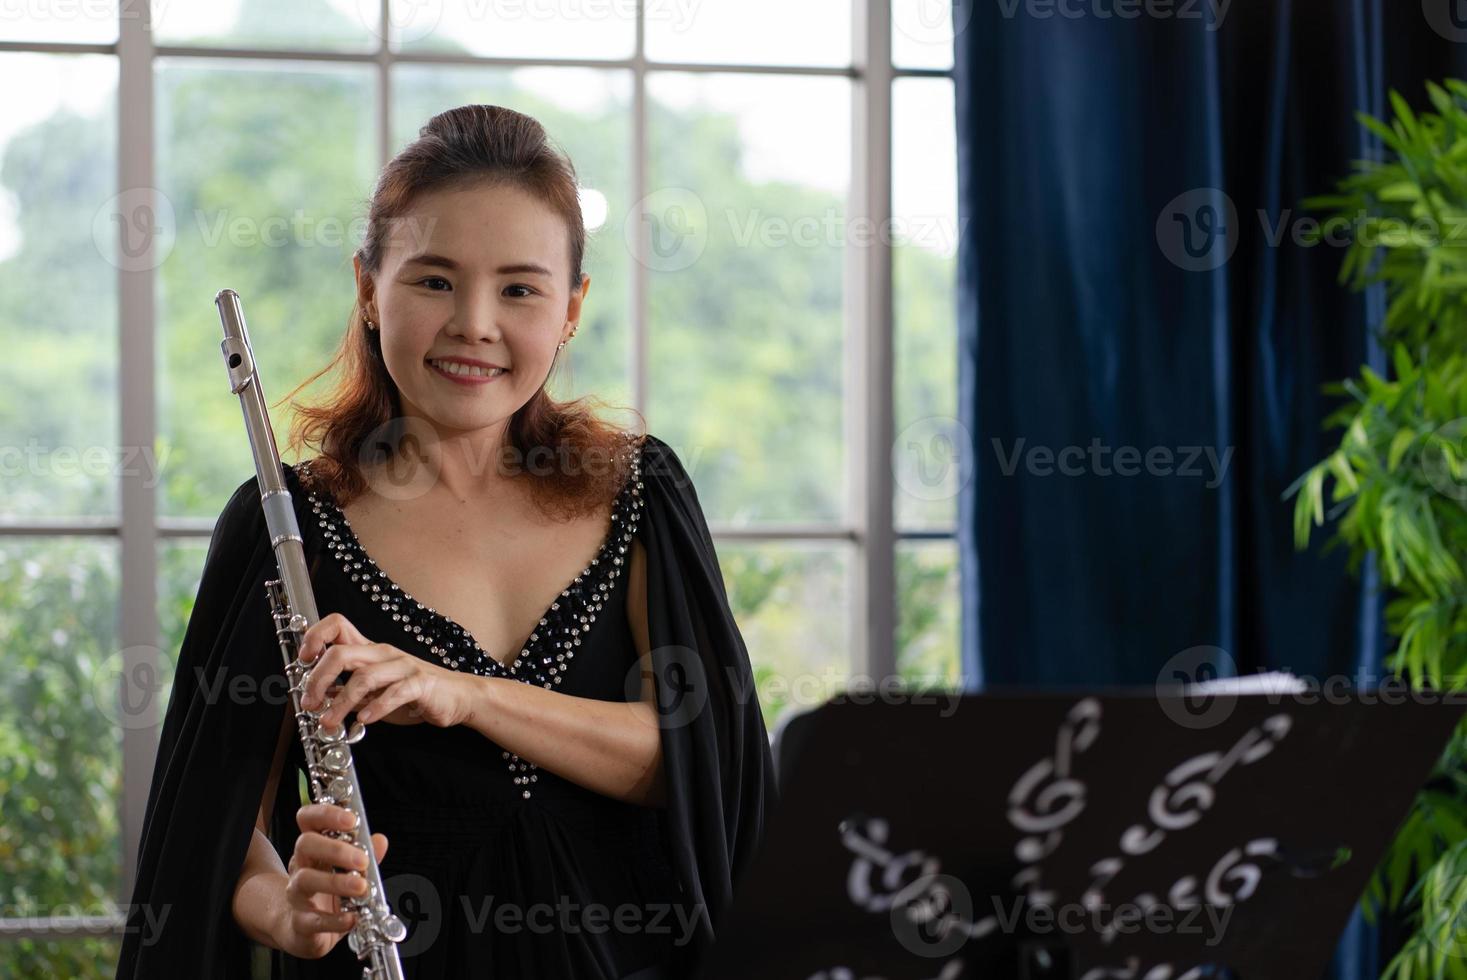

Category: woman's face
[357, 181, 588, 441]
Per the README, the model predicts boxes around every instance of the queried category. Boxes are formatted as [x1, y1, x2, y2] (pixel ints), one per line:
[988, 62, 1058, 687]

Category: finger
[296, 831, 369, 872]
[372, 832, 389, 862]
[355, 677, 419, 725]
[287, 868, 370, 905]
[322, 659, 410, 729]
[297, 803, 359, 835]
[290, 907, 357, 936]
[299, 612, 368, 665]
[303, 644, 380, 711]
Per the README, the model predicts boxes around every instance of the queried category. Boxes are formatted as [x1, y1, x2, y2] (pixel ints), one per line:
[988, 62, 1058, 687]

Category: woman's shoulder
[211, 461, 321, 554]
[631, 431, 696, 491]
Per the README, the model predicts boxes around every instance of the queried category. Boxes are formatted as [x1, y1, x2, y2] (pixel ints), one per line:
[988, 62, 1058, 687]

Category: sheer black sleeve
[635, 433, 780, 977]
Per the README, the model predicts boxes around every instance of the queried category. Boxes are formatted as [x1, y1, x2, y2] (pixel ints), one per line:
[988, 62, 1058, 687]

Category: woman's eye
[418, 277, 451, 291]
[504, 284, 536, 298]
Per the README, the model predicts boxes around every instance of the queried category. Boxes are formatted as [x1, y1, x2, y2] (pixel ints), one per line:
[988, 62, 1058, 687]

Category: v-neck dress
[281, 436, 687, 979]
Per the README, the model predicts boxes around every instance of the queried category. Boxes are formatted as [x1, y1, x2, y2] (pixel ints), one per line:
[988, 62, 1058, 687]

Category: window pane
[155, 59, 377, 519]
[158, 537, 211, 717]
[151, 0, 378, 51]
[896, 538, 960, 687]
[0, 938, 120, 980]
[719, 540, 851, 732]
[892, 77, 961, 530]
[646, 73, 849, 525]
[0, 54, 118, 520]
[0, 3, 117, 43]
[893, 0, 958, 71]
[0, 540, 121, 950]
[391, 1, 633, 59]
[645, 0, 850, 68]
[393, 65, 634, 409]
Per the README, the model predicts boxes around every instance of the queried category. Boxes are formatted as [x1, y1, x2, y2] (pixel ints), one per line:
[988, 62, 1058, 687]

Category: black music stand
[695, 687, 1465, 979]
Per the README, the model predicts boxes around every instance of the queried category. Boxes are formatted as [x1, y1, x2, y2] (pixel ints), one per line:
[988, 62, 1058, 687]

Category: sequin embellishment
[300, 434, 646, 800]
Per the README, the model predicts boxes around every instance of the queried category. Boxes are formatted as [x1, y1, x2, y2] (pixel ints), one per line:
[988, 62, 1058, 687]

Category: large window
[0, 1, 958, 972]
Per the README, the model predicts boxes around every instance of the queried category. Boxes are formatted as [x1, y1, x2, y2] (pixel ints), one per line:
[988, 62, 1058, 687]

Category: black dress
[115, 432, 778, 980]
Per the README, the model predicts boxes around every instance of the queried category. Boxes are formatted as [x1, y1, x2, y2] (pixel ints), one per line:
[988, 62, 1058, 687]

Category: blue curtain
[953, 0, 1464, 975]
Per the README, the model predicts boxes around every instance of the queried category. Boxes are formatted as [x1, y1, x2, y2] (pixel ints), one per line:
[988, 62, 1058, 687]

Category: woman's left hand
[298, 612, 472, 729]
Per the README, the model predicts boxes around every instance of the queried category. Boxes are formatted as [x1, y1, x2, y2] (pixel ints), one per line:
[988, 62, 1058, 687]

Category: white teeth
[430, 359, 506, 379]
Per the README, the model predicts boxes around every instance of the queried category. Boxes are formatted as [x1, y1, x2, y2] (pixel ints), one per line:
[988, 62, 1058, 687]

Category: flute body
[215, 287, 408, 980]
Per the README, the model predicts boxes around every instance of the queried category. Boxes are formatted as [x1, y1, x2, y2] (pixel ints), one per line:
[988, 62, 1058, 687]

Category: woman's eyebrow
[403, 253, 552, 278]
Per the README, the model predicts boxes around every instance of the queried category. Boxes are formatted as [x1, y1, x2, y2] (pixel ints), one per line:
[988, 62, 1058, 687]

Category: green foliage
[1289, 78, 1467, 978]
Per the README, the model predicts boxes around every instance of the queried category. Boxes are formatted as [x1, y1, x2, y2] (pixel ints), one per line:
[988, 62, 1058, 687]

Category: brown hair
[279, 104, 643, 522]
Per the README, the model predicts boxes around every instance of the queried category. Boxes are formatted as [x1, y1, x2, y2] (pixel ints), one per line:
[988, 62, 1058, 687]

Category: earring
[363, 314, 376, 331]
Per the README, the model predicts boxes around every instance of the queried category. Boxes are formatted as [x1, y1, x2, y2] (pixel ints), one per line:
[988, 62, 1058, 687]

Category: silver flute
[215, 287, 408, 980]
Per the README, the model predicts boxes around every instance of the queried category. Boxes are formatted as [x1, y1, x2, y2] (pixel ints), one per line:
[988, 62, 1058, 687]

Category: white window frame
[0, 0, 956, 939]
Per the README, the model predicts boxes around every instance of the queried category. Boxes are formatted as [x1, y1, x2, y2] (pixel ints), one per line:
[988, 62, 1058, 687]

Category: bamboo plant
[1289, 78, 1467, 978]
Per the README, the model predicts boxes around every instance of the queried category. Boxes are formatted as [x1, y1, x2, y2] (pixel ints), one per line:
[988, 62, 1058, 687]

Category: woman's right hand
[275, 802, 389, 960]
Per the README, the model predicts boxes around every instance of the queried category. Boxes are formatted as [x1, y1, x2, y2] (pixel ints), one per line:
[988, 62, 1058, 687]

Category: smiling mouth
[426, 358, 509, 380]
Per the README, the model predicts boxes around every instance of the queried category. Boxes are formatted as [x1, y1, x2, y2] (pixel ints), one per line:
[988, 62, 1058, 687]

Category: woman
[116, 105, 777, 979]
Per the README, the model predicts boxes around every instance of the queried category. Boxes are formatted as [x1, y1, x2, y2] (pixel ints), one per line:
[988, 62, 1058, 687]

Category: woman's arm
[231, 712, 293, 946]
[458, 536, 668, 808]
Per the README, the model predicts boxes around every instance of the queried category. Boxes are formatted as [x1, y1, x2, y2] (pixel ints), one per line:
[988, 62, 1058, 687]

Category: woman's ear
[353, 254, 377, 321]
[566, 271, 591, 324]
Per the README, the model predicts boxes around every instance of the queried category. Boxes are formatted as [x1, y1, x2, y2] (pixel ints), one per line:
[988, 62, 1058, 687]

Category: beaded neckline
[298, 434, 646, 694]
